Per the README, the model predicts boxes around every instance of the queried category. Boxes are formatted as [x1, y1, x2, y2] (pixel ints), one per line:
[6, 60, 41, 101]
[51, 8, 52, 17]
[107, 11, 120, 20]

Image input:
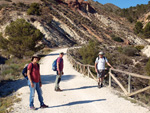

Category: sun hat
[31, 55, 40, 61]
[99, 51, 104, 55]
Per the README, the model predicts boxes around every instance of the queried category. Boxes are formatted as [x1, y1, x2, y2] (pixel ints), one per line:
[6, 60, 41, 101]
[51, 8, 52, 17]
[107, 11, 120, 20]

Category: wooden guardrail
[67, 48, 150, 97]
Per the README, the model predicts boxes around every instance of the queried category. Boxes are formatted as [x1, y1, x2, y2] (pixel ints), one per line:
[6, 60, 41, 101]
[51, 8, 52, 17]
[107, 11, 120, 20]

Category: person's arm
[27, 69, 34, 87]
[39, 65, 42, 87]
[57, 61, 61, 75]
[95, 58, 98, 73]
[106, 62, 113, 68]
[95, 63, 98, 73]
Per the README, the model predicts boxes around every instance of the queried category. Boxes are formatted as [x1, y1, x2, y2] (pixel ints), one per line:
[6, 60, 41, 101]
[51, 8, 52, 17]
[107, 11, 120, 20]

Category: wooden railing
[67, 48, 150, 97]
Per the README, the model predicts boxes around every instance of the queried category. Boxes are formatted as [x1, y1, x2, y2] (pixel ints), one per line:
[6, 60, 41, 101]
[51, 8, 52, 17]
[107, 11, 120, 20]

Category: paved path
[12, 48, 150, 113]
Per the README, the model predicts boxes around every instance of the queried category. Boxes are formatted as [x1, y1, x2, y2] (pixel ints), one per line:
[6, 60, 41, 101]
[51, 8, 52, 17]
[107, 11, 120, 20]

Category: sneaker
[55, 88, 63, 92]
[40, 104, 48, 108]
[30, 106, 36, 110]
[98, 85, 101, 88]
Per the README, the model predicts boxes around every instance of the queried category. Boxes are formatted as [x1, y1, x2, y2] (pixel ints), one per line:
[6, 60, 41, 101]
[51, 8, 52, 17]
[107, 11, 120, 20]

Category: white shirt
[95, 57, 108, 70]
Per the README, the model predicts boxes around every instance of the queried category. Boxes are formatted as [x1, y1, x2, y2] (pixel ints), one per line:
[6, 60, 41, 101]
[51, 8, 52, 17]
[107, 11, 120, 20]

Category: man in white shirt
[95, 51, 113, 88]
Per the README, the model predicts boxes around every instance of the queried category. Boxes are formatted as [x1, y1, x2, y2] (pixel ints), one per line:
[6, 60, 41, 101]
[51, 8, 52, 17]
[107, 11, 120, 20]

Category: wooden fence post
[109, 69, 112, 87]
[88, 66, 90, 77]
[128, 75, 131, 94]
[80, 65, 82, 73]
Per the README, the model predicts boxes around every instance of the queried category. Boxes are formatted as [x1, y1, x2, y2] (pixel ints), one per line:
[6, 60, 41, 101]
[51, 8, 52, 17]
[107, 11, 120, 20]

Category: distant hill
[117, 1, 150, 23]
[104, 3, 120, 12]
[0, 0, 148, 48]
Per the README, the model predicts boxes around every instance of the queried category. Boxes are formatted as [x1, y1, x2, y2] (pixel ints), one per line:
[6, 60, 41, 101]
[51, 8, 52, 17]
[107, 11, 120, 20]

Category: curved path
[12, 48, 150, 113]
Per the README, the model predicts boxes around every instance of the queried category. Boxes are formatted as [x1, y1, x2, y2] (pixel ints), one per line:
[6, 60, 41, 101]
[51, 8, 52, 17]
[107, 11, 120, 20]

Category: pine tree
[0, 19, 44, 58]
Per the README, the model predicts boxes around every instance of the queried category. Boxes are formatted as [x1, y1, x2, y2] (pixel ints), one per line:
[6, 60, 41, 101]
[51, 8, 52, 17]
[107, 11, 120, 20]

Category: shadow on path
[49, 99, 106, 108]
[41, 74, 75, 84]
[39, 53, 67, 57]
[63, 85, 97, 91]
[0, 74, 75, 97]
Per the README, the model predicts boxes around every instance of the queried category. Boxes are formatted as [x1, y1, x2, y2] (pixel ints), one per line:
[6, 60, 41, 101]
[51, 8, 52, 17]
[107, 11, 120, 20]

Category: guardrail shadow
[63, 85, 97, 91]
[49, 99, 106, 108]
[39, 53, 67, 57]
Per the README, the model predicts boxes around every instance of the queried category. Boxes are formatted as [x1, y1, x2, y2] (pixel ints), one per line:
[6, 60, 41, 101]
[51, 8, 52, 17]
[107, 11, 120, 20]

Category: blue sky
[94, 0, 150, 9]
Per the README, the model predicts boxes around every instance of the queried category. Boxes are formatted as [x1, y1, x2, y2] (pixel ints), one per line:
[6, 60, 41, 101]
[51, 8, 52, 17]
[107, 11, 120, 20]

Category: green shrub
[0, 19, 44, 58]
[117, 46, 123, 53]
[122, 46, 138, 56]
[17, 2, 26, 7]
[78, 40, 99, 65]
[0, 58, 30, 82]
[145, 59, 150, 76]
[127, 16, 134, 23]
[134, 21, 143, 34]
[120, 55, 133, 65]
[143, 22, 150, 38]
[27, 3, 41, 16]
[135, 45, 144, 52]
[111, 36, 124, 42]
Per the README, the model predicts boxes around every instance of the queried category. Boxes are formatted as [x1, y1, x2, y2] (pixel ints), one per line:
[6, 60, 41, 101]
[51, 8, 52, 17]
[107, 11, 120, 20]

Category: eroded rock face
[58, 0, 89, 11]
[142, 45, 150, 57]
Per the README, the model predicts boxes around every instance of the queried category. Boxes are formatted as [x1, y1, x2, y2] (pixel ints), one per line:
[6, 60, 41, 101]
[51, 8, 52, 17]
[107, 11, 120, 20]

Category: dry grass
[0, 93, 21, 113]
[0, 0, 41, 5]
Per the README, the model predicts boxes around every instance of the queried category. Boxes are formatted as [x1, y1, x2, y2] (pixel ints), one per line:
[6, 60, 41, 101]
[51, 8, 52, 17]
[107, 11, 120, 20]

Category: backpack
[22, 63, 39, 80]
[52, 58, 62, 71]
[97, 56, 106, 61]
[52, 59, 57, 71]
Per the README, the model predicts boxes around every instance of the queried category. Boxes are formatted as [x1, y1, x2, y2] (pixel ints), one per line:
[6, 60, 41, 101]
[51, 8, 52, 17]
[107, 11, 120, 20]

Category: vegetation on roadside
[68, 41, 150, 105]
[0, 19, 44, 58]
[0, 94, 21, 113]
[78, 41, 99, 65]
[73, 41, 142, 71]
[0, 57, 30, 82]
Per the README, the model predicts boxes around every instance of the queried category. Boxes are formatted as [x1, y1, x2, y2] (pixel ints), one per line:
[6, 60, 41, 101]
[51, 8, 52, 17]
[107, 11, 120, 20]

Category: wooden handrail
[111, 69, 150, 80]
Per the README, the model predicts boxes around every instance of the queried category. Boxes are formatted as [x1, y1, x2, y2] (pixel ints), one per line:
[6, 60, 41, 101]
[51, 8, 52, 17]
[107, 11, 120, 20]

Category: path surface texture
[12, 48, 150, 113]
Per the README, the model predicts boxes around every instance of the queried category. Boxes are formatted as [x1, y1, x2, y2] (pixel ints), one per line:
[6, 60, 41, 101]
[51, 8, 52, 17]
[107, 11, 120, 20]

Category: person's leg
[55, 71, 60, 90]
[100, 70, 105, 87]
[58, 76, 61, 84]
[36, 82, 44, 106]
[100, 77, 104, 84]
[97, 70, 100, 87]
[28, 80, 36, 107]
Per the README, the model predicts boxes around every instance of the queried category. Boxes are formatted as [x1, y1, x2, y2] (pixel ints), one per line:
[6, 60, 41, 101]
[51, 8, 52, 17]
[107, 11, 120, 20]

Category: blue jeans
[28, 80, 44, 107]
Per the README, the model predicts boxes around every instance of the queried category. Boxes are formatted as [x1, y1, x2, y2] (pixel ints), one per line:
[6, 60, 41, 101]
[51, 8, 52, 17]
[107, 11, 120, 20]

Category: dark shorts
[97, 69, 105, 78]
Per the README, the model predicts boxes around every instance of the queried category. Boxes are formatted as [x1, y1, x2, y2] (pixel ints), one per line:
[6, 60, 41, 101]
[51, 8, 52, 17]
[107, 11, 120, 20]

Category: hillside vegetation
[117, 1, 150, 23]
[69, 41, 150, 105]
[0, 0, 149, 107]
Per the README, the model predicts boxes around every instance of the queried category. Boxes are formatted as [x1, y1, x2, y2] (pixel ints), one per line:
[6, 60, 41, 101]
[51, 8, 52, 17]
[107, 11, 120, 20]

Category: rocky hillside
[0, 0, 149, 48]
